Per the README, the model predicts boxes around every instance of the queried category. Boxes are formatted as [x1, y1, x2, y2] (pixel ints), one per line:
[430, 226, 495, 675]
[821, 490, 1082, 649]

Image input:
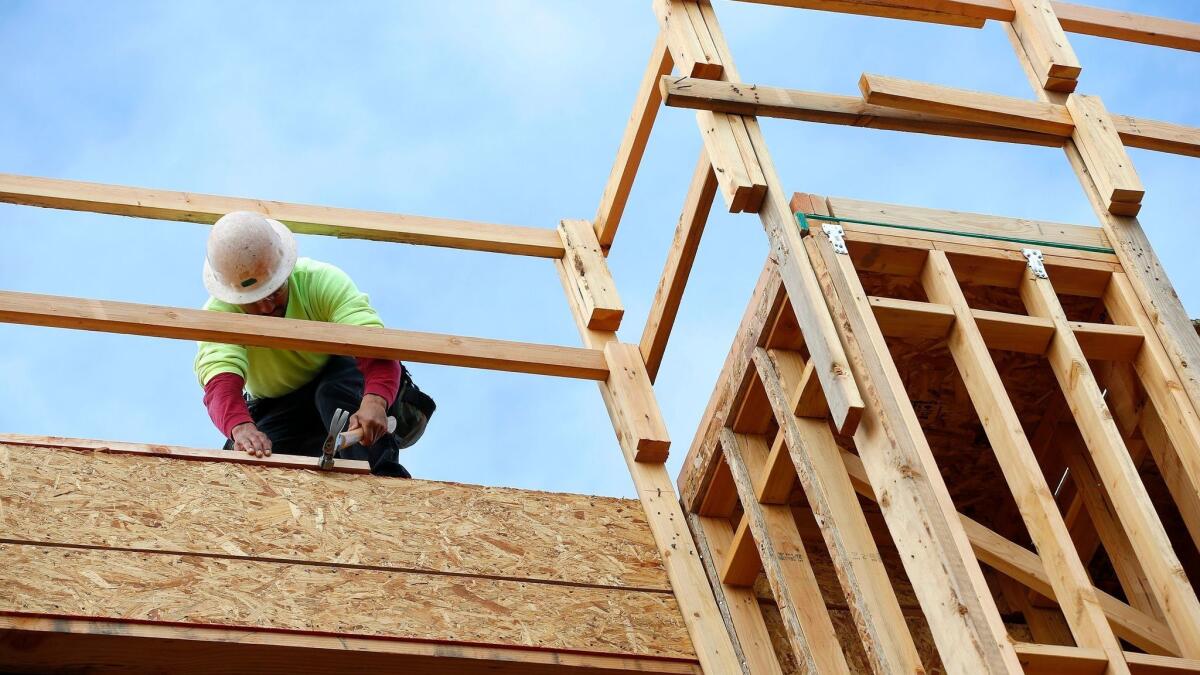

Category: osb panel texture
[0, 544, 694, 660]
[0, 444, 667, 591]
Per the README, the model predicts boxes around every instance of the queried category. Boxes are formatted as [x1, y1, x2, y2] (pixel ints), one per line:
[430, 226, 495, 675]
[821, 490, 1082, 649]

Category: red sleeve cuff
[203, 372, 253, 438]
[357, 358, 401, 406]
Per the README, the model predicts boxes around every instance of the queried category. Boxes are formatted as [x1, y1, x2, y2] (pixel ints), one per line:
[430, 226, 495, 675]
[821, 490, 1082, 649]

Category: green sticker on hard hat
[241, 278, 257, 288]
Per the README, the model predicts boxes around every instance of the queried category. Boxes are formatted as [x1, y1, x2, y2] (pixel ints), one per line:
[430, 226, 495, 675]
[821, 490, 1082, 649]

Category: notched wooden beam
[558, 219, 625, 332]
[603, 342, 671, 462]
[1066, 94, 1145, 215]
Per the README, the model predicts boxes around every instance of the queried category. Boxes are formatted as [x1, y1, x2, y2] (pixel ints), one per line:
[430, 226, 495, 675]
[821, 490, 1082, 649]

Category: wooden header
[0, 290, 609, 380]
[0, 173, 564, 258]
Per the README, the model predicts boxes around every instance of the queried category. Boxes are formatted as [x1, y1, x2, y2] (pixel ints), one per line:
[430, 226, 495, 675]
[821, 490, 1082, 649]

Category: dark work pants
[225, 356, 411, 477]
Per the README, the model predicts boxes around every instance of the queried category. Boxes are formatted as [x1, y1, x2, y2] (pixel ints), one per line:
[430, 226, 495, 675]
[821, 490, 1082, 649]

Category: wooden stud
[790, 359, 828, 418]
[0, 289, 608, 380]
[755, 347, 927, 675]
[692, 515, 785, 674]
[603, 342, 671, 463]
[719, 429, 852, 674]
[663, 76, 1200, 158]
[556, 258, 744, 675]
[1011, 0, 1082, 90]
[859, 72, 1075, 136]
[1013, 643, 1109, 675]
[1021, 269, 1200, 658]
[0, 173, 564, 258]
[921, 250, 1131, 673]
[559, 219, 625, 331]
[756, 432, 796, 504]
[653, 0, 724, 79]
[1104, 273, 1200, 551]
[720, 516, 763, 587]
[697, 111, 759, 213]
[594, 32, 674, 248]
[1065, 94, 1145, 214]
[641, 153, 718, 381]
[1054, 1, 1200, 52]
[804, 197, 1025, 675]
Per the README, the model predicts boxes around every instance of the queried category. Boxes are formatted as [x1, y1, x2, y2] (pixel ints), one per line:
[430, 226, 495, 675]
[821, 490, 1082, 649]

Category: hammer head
[318, 408, 350, 470]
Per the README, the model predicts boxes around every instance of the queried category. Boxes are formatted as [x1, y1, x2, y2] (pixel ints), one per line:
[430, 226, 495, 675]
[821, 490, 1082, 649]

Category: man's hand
[231, 422, 272, 457]
[347, 394, 389, 447]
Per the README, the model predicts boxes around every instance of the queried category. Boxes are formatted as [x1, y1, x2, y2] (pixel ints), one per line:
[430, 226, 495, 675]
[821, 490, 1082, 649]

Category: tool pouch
[389, 365, 436, 449]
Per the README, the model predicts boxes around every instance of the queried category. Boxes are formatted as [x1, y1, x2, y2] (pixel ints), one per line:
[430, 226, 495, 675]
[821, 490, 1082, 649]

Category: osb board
[0, 543, 695, 661]
[0, 443, 667, 591]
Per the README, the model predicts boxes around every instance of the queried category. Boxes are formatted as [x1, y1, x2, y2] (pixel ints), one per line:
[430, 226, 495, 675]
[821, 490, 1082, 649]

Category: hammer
[319, 408, 398, 470]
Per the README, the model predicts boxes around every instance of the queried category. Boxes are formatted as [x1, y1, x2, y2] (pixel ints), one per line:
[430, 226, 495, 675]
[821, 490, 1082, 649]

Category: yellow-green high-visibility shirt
[194, 257, 385, 398]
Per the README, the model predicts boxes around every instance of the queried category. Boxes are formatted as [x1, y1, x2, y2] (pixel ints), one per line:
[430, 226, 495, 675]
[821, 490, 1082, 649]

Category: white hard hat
[202, 211, 298, 305]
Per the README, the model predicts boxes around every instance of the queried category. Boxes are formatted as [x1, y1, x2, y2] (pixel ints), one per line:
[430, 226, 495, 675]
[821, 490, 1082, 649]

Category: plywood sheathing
[0, 443, 668, 592]
[0, 543, 695, 660]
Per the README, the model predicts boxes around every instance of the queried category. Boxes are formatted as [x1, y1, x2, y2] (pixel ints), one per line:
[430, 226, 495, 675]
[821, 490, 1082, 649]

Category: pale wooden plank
[731, 0, 988, 27]
[859, 72, 1075, 135]
[697, 111, 758, 213]
[1115, 115, 1200, 159]
[0, 290, 608, 380]
[756, 432, 797, 504]
[559, 219, 625, 331]
[805, 197, 1024, 674]
[694, 516, 785, 675]
[0, 543, 695, 660]
[1014, 643, 1109, 675]
[720, 516, 763, 587]
[641, 152, 718, 381]
[594, 32, 674, 248]
[755, 347, 927, 674]
[556, 257, 744, 674]
[1021, 270, 1200, 657]
[720, 429, 852, 674]
[921, 250, 1131, 673]
[1104, 273, 1200, 550]
[1124, 652, 1200, 674]
[653, 0, 724, 79]
[0, 615, 704, 675]
[825, 194, 1108, 252]
[0, 173, 563, 258]
[1071, 320, 1144, 362]
[603, 342, 671, 463]
[790, 359, 828, 418]
[1066, 94, 1145, 213]
[1012, 0, 1082, 89]
[1054, 1, 1200, 52]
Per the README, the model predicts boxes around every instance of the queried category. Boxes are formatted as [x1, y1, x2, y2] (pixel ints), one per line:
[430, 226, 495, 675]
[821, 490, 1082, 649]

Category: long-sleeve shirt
[194, 257, 401, 436]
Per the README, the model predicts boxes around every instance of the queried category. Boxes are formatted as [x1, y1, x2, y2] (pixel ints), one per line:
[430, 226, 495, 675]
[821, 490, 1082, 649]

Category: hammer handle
[336, 416, 398, 450]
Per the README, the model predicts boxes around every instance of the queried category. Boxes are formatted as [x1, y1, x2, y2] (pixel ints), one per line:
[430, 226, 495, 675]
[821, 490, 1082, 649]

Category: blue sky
[1, 1, 1197, 498]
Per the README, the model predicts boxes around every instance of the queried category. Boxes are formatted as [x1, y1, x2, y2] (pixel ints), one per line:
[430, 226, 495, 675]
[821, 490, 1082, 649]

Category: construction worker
[194, 211, 433, 476]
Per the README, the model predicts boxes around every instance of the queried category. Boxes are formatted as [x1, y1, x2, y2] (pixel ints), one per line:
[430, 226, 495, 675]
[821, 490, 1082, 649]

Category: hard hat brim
[202, 218, 298, 306]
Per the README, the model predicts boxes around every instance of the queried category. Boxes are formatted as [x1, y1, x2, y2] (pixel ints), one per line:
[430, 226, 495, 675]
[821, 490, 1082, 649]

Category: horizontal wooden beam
[868, 295, 1142, 360]
[734, 0, 1200, 52]
[0, 290, 609, 380]
[1015, 642, 1200, 674]
[0, 173, 565, 258]
[664, 76, 1200, 157]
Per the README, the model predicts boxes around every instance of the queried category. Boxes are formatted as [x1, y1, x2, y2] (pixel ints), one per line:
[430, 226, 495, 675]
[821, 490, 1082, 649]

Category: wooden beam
[720, 516, 763, 587]
[603, 342, 671, 462]
[731, 0, 989, 27]
[860, 72, 1074, 136]
[1014, 643, 1108, 675]
[0, 173, 564, 258]
[641, 153, 718, 381]
[720, 429, 852, 674]
[0, 290, 608, 380]
[654, 0, 724, 79]
[0, 616, 704, 675]
[1066, 94, 1145, 215]
[921, 250, 1131, 673]
[692, 515, 785, 674]
[837, 448, 1181, 656]
[697, 111, 766, 213]
[1021, 269, 1200, 657]
[755, 347, 927, 674]
[665, 76, 1200, 158]
[755, 432, 796, 504]
[559, 219, 625, 331]
[556, 251, 743, 675]
[594, 31, 674, 248]
[790, 358, 828, 418]
[803, 195, 1024, 674]
[656, 3, 866, 437]
[1011, 0, 1083, 90]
